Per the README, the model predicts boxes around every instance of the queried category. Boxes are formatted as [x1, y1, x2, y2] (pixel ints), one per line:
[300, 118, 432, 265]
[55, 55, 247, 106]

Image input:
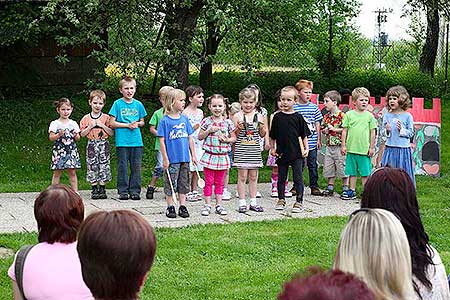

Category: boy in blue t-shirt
[109, 76, 147, 200]
[293, 79, 323, 196]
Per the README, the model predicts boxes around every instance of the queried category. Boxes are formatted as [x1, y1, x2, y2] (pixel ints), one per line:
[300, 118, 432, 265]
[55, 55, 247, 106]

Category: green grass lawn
[0, 96, 449, 299]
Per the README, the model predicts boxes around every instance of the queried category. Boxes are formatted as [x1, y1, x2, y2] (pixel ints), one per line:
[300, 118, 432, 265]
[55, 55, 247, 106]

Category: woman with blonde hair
[334, 208, 415, 300]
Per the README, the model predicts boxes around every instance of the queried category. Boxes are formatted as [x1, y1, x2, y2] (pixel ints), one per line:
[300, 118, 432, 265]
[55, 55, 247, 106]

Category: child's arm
[80, 120, 95, 137]
[315, 121, 321, 149]
[109, 116, 142, 129]
[159, 137, 170, 170]
[97, 120, 114, 136]
[368, 128, 376, 156]
[398, 115, 414, 138]
[301, 136, 309, 158]
[341, 128, 347, 155]
[49, 130, 64, 142]
[74, 132, 81, 142]
[149, 125, 158, 136]
[188, 136, 197, 165]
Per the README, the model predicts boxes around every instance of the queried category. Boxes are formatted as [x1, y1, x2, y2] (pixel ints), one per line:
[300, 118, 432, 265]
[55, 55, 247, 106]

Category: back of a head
[278, 267, 375, 300]
[34, 184, 84, 244]
[77, 210, 157, 300]
[334, 209, 414, 300]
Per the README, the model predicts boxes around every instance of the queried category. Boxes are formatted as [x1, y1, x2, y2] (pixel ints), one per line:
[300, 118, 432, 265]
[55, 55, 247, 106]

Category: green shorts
[345, 153, 372, 177]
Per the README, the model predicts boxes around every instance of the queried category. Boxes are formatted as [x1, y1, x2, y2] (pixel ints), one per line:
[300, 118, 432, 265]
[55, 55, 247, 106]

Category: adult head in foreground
[8, 184, 92, 300]
[278, 267, 375, 300]
[334, 208, 415, 300]
[77, 210, 157, 300]
[360, 166, 450, 299]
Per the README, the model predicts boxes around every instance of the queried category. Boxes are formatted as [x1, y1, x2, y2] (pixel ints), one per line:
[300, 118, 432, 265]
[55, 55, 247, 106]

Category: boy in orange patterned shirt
[320, 90, 349, 196]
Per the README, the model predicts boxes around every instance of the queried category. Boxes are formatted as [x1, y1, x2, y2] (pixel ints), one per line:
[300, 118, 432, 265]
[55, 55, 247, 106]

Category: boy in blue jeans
[293, 79, 323, 196]
[340, 87, 376, 200]
[109, 76, 147, 200]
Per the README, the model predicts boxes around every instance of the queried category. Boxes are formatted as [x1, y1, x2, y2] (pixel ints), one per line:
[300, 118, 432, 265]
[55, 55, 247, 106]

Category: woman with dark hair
[278, 267, 375, 300]
[77, 210, 157, 300]
[8, 184, 93, 300]
[361, 167, 450, 300]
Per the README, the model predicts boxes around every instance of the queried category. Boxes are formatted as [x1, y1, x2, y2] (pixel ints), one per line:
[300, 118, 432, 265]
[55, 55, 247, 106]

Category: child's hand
[218, 134, 228, 143]
[368, 147, 374, 157]
[193, 123, 200, 130]
[237, 121, 244, 130]
[163, 158, 170, 170]
[209, 125, 219, 133]
[90, 121, 96, 128]
[341, 145, 347, 155]
[128, 122, 138, 129]
[191, 157, 198, 166]
[396, 119, 402, 130]
[302, 149, 309, 158]
[385, 121, 391, 133]
[270, 148, 277, 157]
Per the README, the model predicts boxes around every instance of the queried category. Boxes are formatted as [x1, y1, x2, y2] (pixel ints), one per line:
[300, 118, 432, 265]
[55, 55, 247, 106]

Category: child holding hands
[80, 90, 114, 199]
[270, 86, 310, 212]
[198, 94, 236, 216]
[158, 89, 197, 218]
[49, 98, 81, 192]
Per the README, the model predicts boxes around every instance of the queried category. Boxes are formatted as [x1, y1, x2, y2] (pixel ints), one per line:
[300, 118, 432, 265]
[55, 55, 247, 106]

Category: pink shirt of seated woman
[8, 184, 93, 300]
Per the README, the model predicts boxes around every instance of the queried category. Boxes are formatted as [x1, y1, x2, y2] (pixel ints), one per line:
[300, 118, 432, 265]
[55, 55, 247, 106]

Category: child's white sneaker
[201, 204, 211, 216]
[222, 189, 232, 200]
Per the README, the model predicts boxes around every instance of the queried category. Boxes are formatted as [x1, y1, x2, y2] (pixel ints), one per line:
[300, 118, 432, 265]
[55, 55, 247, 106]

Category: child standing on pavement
[270, 86, 310, 212]
[320, 90, 349, 196]
[340, 87, 377, 200]
[381, 86, 416, 186]
[80, 90, 114, 199]
[267, 90, 292, 198]
[109, 76, 147, 200]
[293, 79, 323, 196]
[233, 88, 266, 213]
[145, 86, 174, 199]
[198, 94, 236, 216]
[183, 85, 205, 202]
[49, 98, 81, 193]
[158, 88, 197, 218]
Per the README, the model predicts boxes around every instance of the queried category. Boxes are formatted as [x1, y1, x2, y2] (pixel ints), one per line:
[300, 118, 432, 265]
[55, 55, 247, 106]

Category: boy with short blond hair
[109, 76, 147, 200]
[321, 90, 349, 196]
[80, 89, 114, 199]
[145, 86, 173, 199]
[340, 87, 376, 200]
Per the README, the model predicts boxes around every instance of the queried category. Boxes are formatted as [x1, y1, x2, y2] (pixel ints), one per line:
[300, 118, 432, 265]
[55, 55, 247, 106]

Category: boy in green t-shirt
[340, 87, 376, 200]
[146, 86, 173, 199]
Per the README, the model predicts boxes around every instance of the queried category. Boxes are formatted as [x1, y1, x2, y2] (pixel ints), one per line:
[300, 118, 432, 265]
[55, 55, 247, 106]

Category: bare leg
[67, 168, 78, 192]
[328, 176, 335, 185]
[52, 170, 62, 185]
[349, 176, 357, 190]
[179, 193, 187, 206]
[342, 177, 349, 187]
[237, 169, 248, 199]
[149, 175, 159, 188]
[361, 176, 368, 187]
[248, 169, 258, 199]
[191, 171, 198, 191]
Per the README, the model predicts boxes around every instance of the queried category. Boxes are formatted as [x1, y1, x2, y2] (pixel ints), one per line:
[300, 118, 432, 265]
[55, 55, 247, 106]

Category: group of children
[48, 76, 416, 219]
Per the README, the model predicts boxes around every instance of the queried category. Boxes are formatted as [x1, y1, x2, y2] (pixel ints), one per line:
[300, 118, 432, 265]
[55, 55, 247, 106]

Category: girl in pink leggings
[198, 94, 236, 216]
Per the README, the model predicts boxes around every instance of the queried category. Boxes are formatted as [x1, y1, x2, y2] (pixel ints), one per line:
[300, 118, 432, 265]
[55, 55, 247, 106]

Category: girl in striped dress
[233, 88, 266, 213]
[198, 94, 236, 216]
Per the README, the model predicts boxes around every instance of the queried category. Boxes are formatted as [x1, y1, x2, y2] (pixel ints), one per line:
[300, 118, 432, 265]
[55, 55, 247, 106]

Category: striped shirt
[293, 102, 323, 150]
[233, 113, 263, 168]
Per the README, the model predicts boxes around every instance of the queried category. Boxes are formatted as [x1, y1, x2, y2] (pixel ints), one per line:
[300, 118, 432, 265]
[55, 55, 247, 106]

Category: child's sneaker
[292, 201, 304, 213]
[222, 189, 232, 200]
[341, 189, 356, 201]
[98, 185, 107, 199]
[166, 205, 177, 218]
[178, 205, 190, 218]
[186, 192, 196, 202]
[256, 191, 262, 198]
[215, 205, 228, 215]
[271, 189, 278, 198]
[146, 186, 155, 199]
[321, 189, 334, 196]
[201, 204, 211, 216]
[91, 186, 99, 200]
[275, 199, 286, 210]
[284, 191, 293, 198]
[289, 186, 297, 196]
[249, 204, 264, 212]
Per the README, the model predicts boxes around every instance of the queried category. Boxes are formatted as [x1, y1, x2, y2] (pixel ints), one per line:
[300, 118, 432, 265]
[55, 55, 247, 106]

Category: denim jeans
[116, 147, 143, 195]
[305, 148, 319, 188]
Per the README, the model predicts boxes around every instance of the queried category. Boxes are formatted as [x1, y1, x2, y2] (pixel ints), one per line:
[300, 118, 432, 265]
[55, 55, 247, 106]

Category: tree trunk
[419, 2, 439, 75]
[199, 20, 221, 90]
[162, 0, 204, 89]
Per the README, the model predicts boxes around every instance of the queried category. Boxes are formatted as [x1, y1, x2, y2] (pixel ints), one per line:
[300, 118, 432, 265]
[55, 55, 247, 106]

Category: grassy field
[0, 96, 448, 299]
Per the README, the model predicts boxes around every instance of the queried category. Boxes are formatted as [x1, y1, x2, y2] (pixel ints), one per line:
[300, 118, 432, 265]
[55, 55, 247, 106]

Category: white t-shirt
[414, 245, 450, 300]
[48, 119, 80, 134]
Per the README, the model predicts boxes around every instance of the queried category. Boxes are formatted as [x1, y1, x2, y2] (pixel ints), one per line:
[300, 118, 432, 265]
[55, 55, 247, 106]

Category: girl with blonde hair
[334, 208, 415, 300]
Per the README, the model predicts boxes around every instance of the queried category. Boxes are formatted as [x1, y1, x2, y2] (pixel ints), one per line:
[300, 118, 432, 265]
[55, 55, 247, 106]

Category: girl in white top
[48, 98, 81, 192]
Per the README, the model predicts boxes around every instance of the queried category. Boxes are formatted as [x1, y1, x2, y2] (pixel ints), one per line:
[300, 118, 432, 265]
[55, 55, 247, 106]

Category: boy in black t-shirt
[270, 86, 310, 212]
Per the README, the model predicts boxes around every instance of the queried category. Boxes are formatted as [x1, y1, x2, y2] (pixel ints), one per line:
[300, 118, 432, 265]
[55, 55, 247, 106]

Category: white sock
[239, 199, 247, 207]
[250, 198, 257, 206]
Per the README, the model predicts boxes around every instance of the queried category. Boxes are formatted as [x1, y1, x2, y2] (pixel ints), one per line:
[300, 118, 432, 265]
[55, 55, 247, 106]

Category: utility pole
[373, 8, 393, 69]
